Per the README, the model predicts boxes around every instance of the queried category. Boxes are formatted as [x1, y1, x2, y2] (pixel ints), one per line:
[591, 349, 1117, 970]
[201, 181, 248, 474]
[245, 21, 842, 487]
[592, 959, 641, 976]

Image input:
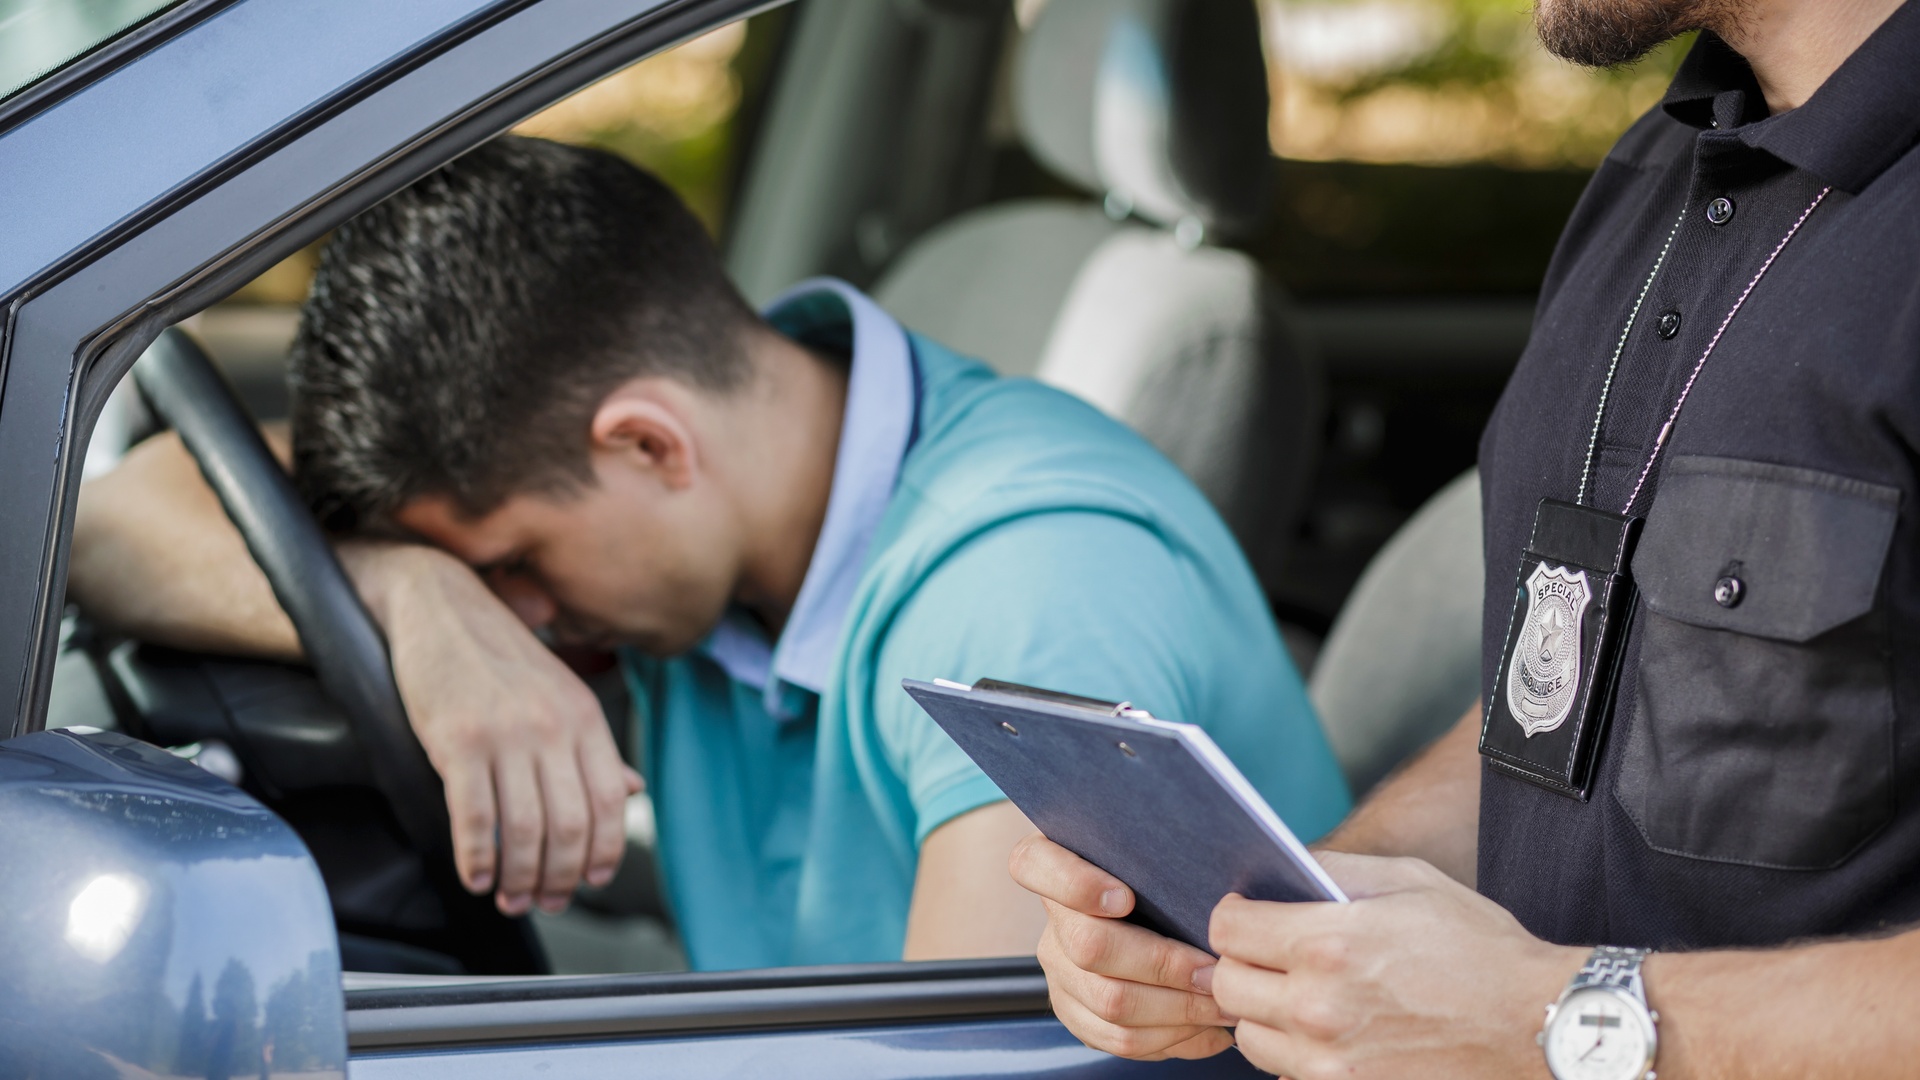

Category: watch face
[1543, 987, 1654, 1080]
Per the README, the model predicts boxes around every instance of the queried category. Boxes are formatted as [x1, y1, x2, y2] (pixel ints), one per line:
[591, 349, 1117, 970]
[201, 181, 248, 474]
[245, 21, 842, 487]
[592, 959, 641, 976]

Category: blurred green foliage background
[512, 18, 783, 234]
[1259, 0, 1693, 167]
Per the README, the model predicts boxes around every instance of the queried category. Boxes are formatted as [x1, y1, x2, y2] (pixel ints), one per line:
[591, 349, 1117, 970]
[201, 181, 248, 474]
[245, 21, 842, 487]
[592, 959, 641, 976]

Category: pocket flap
[1631, 455, 1899, 643]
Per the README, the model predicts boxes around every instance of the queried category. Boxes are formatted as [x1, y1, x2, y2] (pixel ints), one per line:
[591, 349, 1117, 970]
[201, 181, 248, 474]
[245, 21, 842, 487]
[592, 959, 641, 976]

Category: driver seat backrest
[874, 0, 1320, 575]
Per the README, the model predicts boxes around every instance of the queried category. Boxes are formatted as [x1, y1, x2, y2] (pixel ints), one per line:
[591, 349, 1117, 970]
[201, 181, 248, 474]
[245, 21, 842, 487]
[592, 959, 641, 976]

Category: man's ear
[589, 383, 699, 490]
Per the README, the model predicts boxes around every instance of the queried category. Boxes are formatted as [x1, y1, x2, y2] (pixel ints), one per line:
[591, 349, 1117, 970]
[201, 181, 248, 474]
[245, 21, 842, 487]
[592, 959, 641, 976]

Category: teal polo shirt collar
[700, 278, 919, 720]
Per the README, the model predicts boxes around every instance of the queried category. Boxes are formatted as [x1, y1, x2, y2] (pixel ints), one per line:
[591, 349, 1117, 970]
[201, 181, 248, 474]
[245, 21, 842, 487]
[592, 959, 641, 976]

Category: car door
[0, 1, 1265, 1074]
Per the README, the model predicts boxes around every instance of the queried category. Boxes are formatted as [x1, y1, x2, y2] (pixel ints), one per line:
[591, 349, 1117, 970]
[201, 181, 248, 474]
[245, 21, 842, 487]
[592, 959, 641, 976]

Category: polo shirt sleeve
[868, 510, 1201, 845]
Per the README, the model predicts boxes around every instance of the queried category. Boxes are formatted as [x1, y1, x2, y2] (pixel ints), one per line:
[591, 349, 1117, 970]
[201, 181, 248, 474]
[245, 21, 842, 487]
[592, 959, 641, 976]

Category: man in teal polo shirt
[71, 138, 1348, 969]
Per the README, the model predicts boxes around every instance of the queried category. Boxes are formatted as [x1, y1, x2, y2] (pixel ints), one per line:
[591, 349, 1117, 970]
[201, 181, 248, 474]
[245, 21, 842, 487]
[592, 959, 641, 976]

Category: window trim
[346, 959, 1051, 1051]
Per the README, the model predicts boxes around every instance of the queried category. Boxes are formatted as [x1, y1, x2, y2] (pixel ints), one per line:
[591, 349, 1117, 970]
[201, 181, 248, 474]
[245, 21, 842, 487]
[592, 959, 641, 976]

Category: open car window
[53, 8, 795, 983]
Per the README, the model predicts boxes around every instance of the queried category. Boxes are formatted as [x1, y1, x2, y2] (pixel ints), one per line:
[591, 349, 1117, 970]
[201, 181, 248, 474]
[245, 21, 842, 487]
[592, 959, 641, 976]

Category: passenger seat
[875, 0, 1321, 576]
[1308, 470, 1484, 796]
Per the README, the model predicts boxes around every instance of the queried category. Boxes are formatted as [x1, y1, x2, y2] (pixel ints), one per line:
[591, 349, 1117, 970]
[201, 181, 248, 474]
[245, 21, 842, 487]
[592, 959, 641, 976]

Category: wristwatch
[1539, 945, 1659, 1080]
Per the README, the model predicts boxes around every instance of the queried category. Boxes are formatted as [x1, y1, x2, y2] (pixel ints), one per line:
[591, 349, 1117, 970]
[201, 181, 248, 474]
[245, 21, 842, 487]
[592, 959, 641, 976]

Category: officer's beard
[1533, 0, 1742, 67]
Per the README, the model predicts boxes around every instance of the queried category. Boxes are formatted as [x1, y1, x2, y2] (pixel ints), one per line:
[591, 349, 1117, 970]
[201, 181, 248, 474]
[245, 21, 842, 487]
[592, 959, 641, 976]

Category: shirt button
[1706, 197, 1736, 225]
[1714, 575, 1744, 608]
[1657, 310, 1683, 339]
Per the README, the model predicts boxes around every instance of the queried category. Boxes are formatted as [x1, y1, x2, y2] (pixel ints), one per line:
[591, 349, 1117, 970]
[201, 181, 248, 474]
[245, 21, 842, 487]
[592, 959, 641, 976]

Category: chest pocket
[1615, 455, 1900, 870]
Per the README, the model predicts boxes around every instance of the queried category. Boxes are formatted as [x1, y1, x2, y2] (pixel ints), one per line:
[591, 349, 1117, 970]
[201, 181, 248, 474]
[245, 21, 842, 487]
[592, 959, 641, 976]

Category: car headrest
[1016, 0, 1273, 240]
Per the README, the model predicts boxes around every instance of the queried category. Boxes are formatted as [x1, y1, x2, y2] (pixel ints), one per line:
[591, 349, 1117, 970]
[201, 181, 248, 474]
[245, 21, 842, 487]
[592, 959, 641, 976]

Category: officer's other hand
[1211, 851, 1582, 1080]
[1008, 833, 1236, 1061]
[341, 542, 643, 917]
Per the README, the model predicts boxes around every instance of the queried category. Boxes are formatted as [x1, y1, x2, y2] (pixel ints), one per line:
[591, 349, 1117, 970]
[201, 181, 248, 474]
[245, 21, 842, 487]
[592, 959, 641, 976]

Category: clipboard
[904, 678, 1346, 954]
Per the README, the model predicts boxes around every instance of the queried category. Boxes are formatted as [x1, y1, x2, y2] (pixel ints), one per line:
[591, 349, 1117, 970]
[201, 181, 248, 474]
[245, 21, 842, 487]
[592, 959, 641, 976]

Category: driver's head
[290, 136, 762, 655]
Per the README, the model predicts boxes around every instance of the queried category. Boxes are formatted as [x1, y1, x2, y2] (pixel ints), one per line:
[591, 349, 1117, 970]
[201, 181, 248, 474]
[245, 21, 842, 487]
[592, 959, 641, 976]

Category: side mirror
[0, 729, 345, 1079]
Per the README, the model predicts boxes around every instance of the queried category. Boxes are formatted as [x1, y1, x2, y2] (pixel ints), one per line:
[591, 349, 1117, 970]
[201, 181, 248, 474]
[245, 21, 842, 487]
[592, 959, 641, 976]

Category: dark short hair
[289, 135, 755, 530]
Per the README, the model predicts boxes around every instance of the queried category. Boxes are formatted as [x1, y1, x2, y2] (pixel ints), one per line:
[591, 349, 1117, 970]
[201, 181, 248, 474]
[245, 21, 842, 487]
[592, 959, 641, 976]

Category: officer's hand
[342, 542, 642, 916]
[1008, 833, 1236, 1061]
[1210, 851, 1582, 1080]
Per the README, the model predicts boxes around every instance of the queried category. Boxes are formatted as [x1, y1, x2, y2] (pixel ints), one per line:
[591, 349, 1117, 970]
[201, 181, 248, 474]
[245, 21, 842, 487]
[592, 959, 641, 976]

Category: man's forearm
[1317, 703, 1481, 886]
[1641, 927, 1920, 1080]
[72, 431, 439, 663]
[70, 431, 303, 659]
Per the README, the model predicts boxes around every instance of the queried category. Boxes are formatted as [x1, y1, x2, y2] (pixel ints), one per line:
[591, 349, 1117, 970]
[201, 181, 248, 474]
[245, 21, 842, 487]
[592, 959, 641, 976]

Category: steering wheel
[131, 328, 449, 850]
[113, 327, 547, 975]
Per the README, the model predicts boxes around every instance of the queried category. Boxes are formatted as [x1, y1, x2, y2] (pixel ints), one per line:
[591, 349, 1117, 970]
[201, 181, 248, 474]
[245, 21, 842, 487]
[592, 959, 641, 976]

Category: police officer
[1010, 0, 1920, 1076]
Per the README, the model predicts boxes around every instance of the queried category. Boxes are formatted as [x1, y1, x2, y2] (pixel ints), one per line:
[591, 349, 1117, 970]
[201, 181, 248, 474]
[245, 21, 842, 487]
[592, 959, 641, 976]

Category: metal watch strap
[1570, 945, 1651, 1003]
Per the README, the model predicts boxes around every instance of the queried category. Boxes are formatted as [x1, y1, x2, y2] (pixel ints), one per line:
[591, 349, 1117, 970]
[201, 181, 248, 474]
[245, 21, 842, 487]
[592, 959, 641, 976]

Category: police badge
[1482, 499, 1642, 799]
[1507, 562, 1592, 737]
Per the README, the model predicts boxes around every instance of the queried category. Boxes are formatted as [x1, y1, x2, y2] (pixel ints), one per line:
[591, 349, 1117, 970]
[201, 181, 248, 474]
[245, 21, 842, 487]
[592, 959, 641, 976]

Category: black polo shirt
[1476, 1, 1920, 949]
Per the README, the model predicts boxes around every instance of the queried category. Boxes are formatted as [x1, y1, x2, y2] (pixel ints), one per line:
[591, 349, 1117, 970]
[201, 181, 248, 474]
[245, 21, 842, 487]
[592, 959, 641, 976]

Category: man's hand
[76, 432, 640, 916]
[344, 542, 642, 916]
[1008, 833, 1236, 1061]
[1210, 851, 1579, 1080]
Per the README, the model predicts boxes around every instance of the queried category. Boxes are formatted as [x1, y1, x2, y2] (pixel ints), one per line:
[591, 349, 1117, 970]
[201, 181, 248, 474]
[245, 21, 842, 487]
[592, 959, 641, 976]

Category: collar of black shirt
[1657, 1, 1920, 195]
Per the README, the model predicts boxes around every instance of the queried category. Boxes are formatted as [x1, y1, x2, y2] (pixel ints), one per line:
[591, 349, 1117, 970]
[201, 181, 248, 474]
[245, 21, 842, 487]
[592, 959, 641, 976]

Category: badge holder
[1481, 499, 1642, 799]
[1478, 186, 1829, 801]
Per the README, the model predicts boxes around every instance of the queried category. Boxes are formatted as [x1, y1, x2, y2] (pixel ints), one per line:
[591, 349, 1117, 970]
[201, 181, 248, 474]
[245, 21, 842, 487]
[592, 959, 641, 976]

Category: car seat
[1308, 469, 1484, 796]
[874, 0, 1321, 576]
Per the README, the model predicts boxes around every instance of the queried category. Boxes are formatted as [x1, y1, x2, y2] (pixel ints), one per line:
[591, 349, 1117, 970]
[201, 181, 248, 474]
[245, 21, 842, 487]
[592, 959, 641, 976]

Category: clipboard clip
[962, 679, 1148, 719]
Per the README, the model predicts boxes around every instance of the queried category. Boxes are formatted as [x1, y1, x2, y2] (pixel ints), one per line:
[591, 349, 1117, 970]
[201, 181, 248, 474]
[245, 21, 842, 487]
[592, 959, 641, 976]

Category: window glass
[0, 0, 182, 103]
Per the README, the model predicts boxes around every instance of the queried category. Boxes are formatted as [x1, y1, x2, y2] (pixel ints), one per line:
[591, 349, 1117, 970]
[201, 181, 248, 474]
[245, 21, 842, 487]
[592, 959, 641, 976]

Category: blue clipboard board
[904, 678, 1345, 954]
